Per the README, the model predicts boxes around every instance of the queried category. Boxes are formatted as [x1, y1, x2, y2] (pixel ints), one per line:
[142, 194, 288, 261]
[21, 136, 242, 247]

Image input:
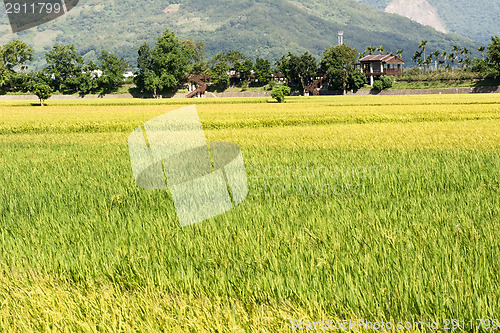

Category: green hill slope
[0, 0, 480, 68]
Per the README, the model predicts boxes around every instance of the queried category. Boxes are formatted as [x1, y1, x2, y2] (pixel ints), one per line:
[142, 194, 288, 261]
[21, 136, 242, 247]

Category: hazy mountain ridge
[0, 0, 483, 69]
[357, 0, 500, 43]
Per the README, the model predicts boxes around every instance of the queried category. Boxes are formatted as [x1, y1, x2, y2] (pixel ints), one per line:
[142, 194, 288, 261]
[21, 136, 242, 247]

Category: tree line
[1, 28, 500, 104]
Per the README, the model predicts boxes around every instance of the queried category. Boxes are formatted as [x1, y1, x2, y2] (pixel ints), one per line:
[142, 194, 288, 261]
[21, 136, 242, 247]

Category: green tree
[98, 50, 129, 93]
[150, 29, 191, 92]
[0, 48, 12, 88]
[365, 45, 376, 55]
[271, 85, 290, 103]
[134, 43, 153, 91]
[478, 46, 486, 60]
[44, 44, 84, 92]
[487, 36, 500, 77]
[320, 44, 358, 95]
[210, 61, 230, 92]
[254, 58, 272, 85]
[180, 39, 206, 74]
[347, 69, 367, 92]
[276, 52, 317, 91]
[31, 83, 53, 106]
[143, 71, 163, 98]
[419, 40, 427, 61]
[2, 40, 33, 73]
[79, 60, 100, 95]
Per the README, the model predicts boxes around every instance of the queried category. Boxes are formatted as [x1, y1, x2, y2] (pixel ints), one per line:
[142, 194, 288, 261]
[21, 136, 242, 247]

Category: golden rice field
[0, 94, 499, 332]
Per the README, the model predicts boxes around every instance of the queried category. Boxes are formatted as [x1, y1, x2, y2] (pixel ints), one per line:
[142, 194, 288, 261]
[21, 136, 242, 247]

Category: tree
[347, 69, 366, 92]
[451, 45, 461, 68]
[276, 52, 317, 91]
[134, 43, 153, 91]
[320, 44, 358, 95]
[44, 44, 84, 92]
[134, 29, 192, 95]
[150, 29, 191, 92]
[412, 50, 422, 66]
[31, 83, 52, 106]
[2, 40, 33, 73]
[222, 50, 246, 68]
[441, 51, 448, 69]
[396, 49, 404, 58]
[376, 45, 386, 54]
[77, 60, 100, 95]
[143, 71, 163, 98]
[98, 50, 129, 93]
[0, 50, 12, 88]
[210, 61, 230, 91]
[487, 36, 500, 77]
[365, 45, 376, 55]
[180, 39, 206, 74]
[478, 46, 486, 60]
[271, 85, 290, 103]
[254, 58, 272, 85]
[236, 58, 253, 84]
[419, 40, 427, 61]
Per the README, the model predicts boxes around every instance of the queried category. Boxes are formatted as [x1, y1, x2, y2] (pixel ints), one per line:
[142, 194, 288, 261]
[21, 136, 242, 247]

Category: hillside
[0, 0, 481, 69]
[357, 0, 500, 43]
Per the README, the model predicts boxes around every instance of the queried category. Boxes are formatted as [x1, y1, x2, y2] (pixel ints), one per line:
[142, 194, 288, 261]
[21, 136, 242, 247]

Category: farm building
[357, 54, 405, 85]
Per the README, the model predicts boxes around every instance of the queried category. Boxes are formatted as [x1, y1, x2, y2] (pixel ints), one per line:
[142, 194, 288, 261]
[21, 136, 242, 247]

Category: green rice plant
[0, 94, 499, 331]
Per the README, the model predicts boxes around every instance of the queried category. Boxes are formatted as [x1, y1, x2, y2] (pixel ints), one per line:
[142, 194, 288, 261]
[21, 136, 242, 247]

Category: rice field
[0, 94, 499, 332]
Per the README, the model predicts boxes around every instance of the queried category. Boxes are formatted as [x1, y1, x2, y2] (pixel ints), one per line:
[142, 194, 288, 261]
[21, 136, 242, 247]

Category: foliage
[487, 36, 500, 78]
[78, 60, 100, 95]
[276, 52, 317, 90]
[150, 29, 191, 92]
[134, 43, 153, 92]
[210, 61, 230, 92]
[347, 69, 367, 92]
[320, 45, 358, 94]
[380, 75, 394, 89]
[372, 80, 384, 91]
[372, 76, 393, 90]
[44, 44, 84, 93]
[98, 51, 129, 93]
[271, 84, 291, 103]
[254, 58, 273, 85]
[235, 59, 254, 83]
[133, 29, 192, 95]
[0, 58, 11, 88]
[30, 83, 53, 106]
[1, 40, 33, 73]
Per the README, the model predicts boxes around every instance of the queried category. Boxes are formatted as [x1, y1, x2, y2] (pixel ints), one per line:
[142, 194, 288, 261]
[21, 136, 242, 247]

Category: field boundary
[0, 86, 499, 101]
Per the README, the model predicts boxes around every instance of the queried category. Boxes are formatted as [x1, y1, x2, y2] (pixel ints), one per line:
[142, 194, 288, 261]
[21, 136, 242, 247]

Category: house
[357, 54, 404, 85]
[272, 72, 285, 83]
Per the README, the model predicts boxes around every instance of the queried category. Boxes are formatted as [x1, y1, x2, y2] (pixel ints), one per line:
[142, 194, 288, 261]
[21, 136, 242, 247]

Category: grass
[0, 94, 499, 331]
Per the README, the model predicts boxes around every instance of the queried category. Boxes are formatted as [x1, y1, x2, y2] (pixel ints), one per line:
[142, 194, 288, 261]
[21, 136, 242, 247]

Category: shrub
[347, 70, 367, 92]
[381, 75, 393, 89]
[372, 80, 384, 91]
[240, 79, 248, 91]
[271, 85, 291, 103]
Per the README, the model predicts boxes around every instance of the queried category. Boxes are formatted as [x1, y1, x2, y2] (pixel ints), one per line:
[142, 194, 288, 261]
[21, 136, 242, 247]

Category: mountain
[0, 0, 483, 69]
[357, 0, 500, 44]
